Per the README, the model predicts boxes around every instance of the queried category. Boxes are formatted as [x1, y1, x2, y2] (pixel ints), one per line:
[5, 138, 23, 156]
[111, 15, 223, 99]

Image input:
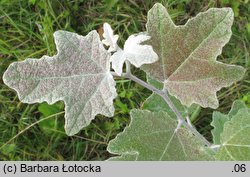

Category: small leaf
[110, 33, 158, 76]
[142, 3, 245, 108]
[107, 110, 214, 160]
[215, 108, 250, 160]
[102, 23, 119, 52]
[3, 30, 117, 136]
[211, 100, 247, 144]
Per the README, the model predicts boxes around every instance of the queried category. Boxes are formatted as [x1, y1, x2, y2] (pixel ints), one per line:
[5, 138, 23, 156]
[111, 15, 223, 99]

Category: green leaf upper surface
[215, 108, 250, 160]
[3, 30, 117, 136]
[107, 110, 214, 160]
[142, 3, 245, 109]
[211, 100, 247, 144]
[211, 112, 229, 145]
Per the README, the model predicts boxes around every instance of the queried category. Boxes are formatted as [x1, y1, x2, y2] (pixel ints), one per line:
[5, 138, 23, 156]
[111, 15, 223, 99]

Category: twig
[111, 70, 213, 148]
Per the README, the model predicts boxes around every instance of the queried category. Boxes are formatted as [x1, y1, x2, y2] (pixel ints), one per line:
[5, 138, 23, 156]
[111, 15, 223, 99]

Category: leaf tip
[152, 2, 165, 9]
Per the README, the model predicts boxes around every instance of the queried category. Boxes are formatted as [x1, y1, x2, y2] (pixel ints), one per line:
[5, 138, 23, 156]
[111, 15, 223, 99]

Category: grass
[0, 0, 249, 160]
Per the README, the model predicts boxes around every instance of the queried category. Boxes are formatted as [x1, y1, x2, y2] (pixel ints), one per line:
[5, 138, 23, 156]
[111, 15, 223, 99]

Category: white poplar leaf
[110, 33, 158, 76]
[142, 3, 245, 108]
[3, 30, 117, 136]
[107, 110, 214, 160]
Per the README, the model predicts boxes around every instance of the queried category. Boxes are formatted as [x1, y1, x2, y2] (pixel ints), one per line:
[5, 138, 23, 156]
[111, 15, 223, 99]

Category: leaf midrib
[222, 125, 250, 146]
[17, 73, 106, 81]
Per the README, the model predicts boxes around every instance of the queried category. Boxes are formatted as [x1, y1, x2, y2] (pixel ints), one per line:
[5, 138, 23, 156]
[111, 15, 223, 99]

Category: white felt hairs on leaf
[102, 23, 119, 52]
[110, 33, 158, 76]
[3, 30, 117, 136]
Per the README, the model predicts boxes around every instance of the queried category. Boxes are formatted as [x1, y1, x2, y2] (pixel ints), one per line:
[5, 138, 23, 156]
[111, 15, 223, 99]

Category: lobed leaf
[142, 3, 245, 108]
[107, 110, 214, 160]
[111, 33, 158, 76]
[3, 30, 117, 136]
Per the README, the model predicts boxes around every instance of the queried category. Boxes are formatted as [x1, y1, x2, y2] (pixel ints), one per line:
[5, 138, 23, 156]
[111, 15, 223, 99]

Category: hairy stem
[125, 60, 131, 75]
[111, 71, 213, 149]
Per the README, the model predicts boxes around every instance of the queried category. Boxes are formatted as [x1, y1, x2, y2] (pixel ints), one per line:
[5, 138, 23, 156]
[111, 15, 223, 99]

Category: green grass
[0, 0, 249, 160]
